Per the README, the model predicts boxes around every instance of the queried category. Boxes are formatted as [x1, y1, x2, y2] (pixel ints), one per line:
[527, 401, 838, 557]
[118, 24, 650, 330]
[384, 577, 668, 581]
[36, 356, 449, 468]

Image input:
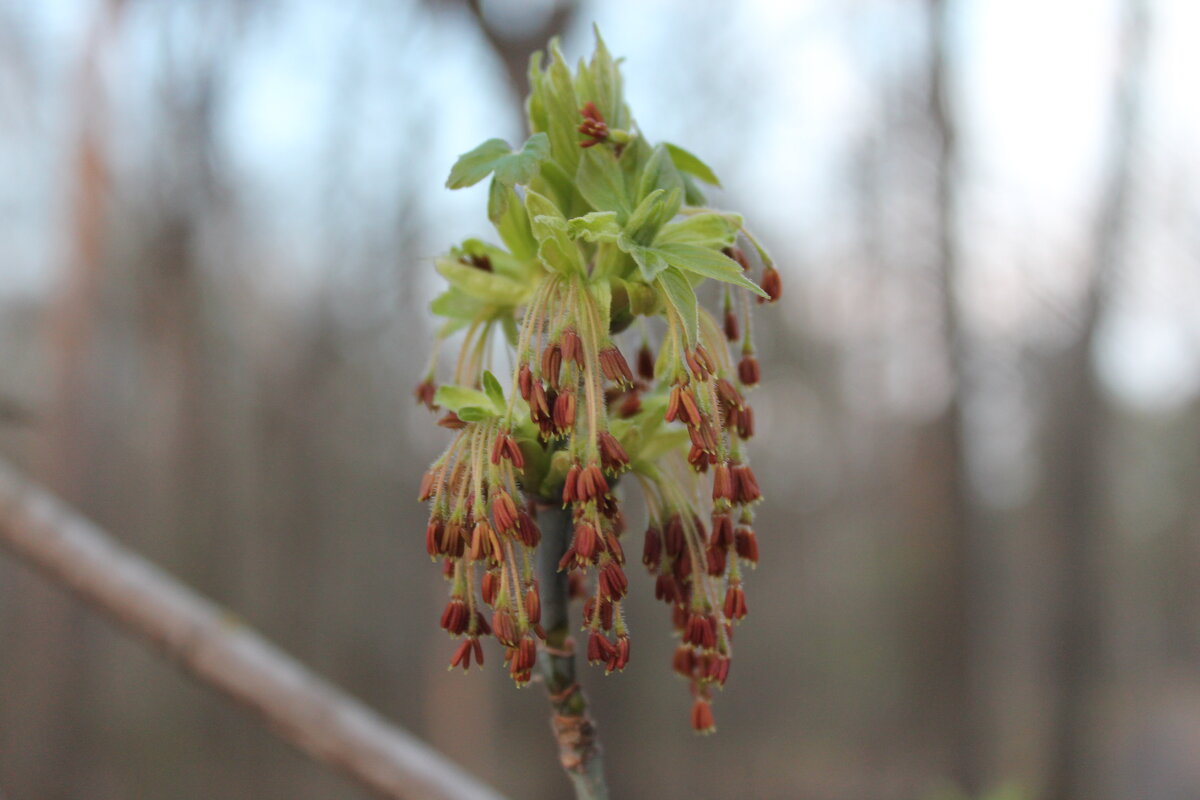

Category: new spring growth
[417, 28, 780, 733]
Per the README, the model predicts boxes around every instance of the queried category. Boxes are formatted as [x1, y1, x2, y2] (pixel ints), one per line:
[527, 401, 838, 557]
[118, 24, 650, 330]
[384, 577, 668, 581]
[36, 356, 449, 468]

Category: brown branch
[0, 459, 506, 800]
[534, 504, 608, 800]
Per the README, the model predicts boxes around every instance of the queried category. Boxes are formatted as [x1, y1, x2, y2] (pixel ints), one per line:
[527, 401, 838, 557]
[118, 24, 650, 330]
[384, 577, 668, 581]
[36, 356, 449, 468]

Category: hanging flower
[417, 29, 779, 733]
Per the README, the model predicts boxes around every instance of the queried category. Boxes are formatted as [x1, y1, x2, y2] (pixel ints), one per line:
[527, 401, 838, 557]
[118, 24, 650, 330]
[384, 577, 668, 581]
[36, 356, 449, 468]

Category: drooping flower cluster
[417, 30, 780, 733]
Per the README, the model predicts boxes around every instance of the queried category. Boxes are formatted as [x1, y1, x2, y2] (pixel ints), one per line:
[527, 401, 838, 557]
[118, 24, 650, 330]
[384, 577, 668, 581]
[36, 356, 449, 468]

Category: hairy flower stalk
[418, 29, 779, 742]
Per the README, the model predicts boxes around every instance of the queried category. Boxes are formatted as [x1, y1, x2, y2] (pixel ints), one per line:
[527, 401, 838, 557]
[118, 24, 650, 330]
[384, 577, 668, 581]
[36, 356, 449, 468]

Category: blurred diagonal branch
[458, 0, 578, 98]
[0, 459, 506, 800]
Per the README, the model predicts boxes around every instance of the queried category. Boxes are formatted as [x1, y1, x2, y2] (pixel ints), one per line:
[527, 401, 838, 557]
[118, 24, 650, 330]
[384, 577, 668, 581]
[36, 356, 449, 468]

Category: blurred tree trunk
[1, 3, 124, 797]
[920, 0, 986, 791]
[1043, 2, 1149, 799]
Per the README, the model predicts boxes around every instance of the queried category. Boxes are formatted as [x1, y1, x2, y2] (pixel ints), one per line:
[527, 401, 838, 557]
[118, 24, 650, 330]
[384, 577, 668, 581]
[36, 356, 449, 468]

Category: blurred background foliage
[2, 0, 1199, 798]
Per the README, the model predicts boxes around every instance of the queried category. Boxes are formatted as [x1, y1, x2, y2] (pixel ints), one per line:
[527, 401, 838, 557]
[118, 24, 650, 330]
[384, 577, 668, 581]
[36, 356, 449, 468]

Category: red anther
[568, 572, 586, 600]
[518, 363, 533, 401]
[598, 431, 630, 472]
[440, 598, 469, 635]
[722, 246, 751, 272]
[679, 389, 702, 427]
[732, 464, 762, 504]
[441, 521, 466, 558]
[642, 525, 662, 570]
[490, 433, 505, 465]
[503, 435, 525, 468]
[618, 390, 641, 417]
[587, 630, 616, 664]
[492, 610, 518, 646]
[716, 379, 743, 412]
[711, 514, 734, 548]
[450, 639, 475, 670]
[735, 526, 759, 564]
[516, 511, 540, 547]
[561, 328, 583, 366]
[553, 390, 576, 430]
[525, 586, 541, 625]
[562, 463, 580, 504]
[426, 520, 443, 557]
[473, 611, 491, 636]
[723, 310, 740, 342]
[673, 645, 695, 677]
[684, 613, 716, 649]
[666, 385, 682, 422]
[672, 547, 693, 581]
[513, 636, 537, 672]
[437, 412, 467, 429]
[542, 344, 563, 390]
[685, 349, 707, 381]
[414, 378, 439, 411]
[491, 491, 519, 533]
[723, 584, 748, 620]
[712, 462, 734, 502]
[706, 543, 727, 576]
[695, 346, 717, 376]
[664, 515, 685, 557]
[607, 635, 630, 672]
[599, 562, 628, 600]
[737, 355, 760, 387]
[573, 522, 599, 563]
[636, 343, 655, 381]
[418, 471, 436, 502]
[481, 570, 499, 606]
[760, 266, 782, 303]
[736, 405, 755, 439]
[655, 573, 679, 604]
[605, 530, 625, 564]
[557, 545, 576, 572]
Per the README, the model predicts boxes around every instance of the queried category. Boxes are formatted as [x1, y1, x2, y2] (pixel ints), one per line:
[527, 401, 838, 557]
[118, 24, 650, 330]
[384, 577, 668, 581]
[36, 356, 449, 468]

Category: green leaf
[577, 147, 630, 219]
[435, 257, 528, 304]
[589, 26, 627, 128]
[482, 370, 506, 410]
[664, 143, 721, 186]
[654, 212, 743, 248]
[457, 407, 494, 423]
[445, 133, 550, 190]
[430, 287, 487, 320]
[680, 173, 707, 206]
[637, 144, 684, 205]
[568, 211, 621, 243]
[488, 179, 537, 261]
[656, 266, 699, 344]
[590, 279, 612, 331]
[654, 242, 769, 298]
[544, 40, 582, 175]
[624, 187, 682, 247]
[634, 429, 690, 464]
[434, 385, 498, 416]
[618, 232, 669, 282]
[525, 190, 583, 275]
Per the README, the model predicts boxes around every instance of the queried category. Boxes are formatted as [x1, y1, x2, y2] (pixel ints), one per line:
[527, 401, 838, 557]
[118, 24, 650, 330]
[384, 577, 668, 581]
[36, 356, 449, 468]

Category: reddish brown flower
[712, 462, 734, 503]
[542, 344, 563, 390]
[734, 526, 759, 564]
[587, 630, 616, 663]
[481, 570, 499, 606]
[525, 585, 541, 625]
[491, 490, 519, 533]
[706, 543, 727, 576]
[598, 431, 630, 473]
[573, 522, 599, 564]
[599, 562, 628, 600]
[737, 354, 760, 386]
[518, 363, 533, 401]
[450, 638, 483, 671]
[760, 266, 782, 303]
[553, 390, 576, 431]
[561, 328, 583, 366]
[636, 343, 655, 381]
[618, 390, 641, 418]
[722, 245, 751, 272]
[723, 310, 740, 342]
[723, 584, 748, 620]
[414, 378, 439, 411]
[598, 346, 634, 386]
[606, 635, 630, 673]
[578, 101, 609, 147]
[642, 525, 662, 570]
[732, 464, 762, 504]
[437, 412, 467, 429]
[440, 598, 469, 635]
[492, 609, 518, 646]
[691, 698, 716, 734]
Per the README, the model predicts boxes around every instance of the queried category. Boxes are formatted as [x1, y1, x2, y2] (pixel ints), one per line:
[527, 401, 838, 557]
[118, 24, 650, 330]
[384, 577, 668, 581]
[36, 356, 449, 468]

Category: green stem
[534, 503, 609, 800]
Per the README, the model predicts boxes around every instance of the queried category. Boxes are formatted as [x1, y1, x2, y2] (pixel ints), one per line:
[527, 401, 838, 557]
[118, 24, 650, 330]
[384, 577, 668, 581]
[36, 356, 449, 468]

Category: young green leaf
[654, 212, 743, 248]
[664, 142, 721, 187]
[618, 232, 669, 282]
[433, 385, 499, 416]
[526, 190, 584, 275]
[430, 287, 488, 320]
[637, 144, 684, 205]
[488, 179, 538, 261]
[577, 147, 631, 220]
[567, 211, 621, 243]
[446, 133, 550, 190]
[656, 266, 699, 344]
[435, 257, 529, 304]
[482, 370, 506, 410]
[624, 187, 682, 247]
[653, 242, 769, 298]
